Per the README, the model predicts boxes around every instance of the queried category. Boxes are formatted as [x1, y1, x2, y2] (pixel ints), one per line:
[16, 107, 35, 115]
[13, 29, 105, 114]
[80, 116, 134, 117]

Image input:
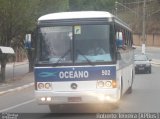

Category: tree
[69, 0, 116, 12]
[27, 0, 69, 72]
[0, 0, 38, 82]
[37, 0, 69, 16]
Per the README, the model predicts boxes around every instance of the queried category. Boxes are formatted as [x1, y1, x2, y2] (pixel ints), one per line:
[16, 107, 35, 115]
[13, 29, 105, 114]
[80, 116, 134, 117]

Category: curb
[0, 83, 34, 96]
[151, 59, 160, 65]
[7, 62, 29, 67]
[151, 62, 160, 65]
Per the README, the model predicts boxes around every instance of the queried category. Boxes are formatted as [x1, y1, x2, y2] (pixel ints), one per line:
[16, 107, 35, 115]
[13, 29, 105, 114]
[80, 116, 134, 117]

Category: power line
[115, 1, 138, 15]
[148, 9, 160, 17]
[123, 0, 157, 5]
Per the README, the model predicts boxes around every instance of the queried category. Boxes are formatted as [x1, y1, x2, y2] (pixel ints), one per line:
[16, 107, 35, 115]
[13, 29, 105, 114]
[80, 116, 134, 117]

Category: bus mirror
[25, 34, 32, 49]
[116, 32, 123, 48]
[117, 52, 121, 60]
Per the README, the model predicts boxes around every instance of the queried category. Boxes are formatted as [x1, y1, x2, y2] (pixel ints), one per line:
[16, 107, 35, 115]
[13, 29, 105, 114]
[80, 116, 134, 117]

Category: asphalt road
[0, 47, 160, 119]
[0, 65, 160, 119]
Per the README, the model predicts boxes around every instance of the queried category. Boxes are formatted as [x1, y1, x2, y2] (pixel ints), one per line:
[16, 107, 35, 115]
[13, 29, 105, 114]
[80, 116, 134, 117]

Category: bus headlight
[40, 97, 46, 102]
[97, 81, 104, 87]
[98, 95, 118, 102]
[37, 82, 52, 90]
[45, 83, 51, 89]
[105, 81, 112, 87]
[97, 80, 117, 88]
[98, 94, 105, 101]
[46, 97, 52, 101]
[37, 83, 44, 89]
[40, 97, 52, 102]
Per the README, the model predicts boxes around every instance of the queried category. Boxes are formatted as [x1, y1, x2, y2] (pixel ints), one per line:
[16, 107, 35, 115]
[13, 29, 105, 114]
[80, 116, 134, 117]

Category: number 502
[102, 70, 111, 76]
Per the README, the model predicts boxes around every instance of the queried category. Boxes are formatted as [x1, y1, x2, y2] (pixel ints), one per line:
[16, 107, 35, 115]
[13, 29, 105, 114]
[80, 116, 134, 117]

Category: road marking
[0, 99, 36, 113]
[152, 64, 160, 67]
[0, 83, 34, 96]
[151, 59, 160, 64]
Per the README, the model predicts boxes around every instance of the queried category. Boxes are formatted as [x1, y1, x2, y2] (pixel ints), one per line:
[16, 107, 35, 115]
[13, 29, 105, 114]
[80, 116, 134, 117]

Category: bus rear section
[34, 65, 121, 105]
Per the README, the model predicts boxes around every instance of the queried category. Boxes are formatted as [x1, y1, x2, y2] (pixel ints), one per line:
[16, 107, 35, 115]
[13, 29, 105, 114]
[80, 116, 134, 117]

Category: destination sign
[34, 66, 116, 82]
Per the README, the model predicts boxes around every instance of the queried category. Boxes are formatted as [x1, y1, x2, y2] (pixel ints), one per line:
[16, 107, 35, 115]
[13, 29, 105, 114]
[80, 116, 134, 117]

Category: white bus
[34, 11, 134, 112]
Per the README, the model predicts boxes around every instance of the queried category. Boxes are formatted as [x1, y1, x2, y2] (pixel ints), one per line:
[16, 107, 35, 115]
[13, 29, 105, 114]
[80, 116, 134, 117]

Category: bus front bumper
[35, 89, 120, 104]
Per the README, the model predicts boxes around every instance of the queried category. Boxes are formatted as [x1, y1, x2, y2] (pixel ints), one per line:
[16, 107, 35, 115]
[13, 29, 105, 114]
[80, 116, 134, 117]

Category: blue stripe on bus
[34, 66, 116, 82]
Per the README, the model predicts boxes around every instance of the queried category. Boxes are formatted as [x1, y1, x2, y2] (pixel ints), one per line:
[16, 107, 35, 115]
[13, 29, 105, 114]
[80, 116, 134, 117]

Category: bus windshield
[38, 24, 112, 65]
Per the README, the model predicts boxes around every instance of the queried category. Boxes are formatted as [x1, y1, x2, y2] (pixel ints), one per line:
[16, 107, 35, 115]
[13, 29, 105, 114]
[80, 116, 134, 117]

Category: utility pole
[142, 0, 146, 54]
[115, 1, 118, 16]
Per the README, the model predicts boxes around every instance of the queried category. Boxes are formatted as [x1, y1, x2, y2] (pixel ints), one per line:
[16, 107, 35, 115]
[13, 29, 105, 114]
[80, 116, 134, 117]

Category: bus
[34, 11, 134, 112]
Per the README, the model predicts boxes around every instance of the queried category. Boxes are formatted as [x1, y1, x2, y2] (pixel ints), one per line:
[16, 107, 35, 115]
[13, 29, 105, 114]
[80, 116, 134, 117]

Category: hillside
[116, 0, 160, 34]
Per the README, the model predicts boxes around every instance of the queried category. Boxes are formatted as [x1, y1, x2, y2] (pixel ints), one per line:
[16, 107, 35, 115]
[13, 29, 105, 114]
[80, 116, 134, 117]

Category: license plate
[68, 97, 82, 102]
[139, 67, 144, 70]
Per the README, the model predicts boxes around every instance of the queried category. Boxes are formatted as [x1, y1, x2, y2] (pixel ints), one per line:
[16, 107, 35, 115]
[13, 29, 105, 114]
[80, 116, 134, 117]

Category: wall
[133, 34, 160, 47]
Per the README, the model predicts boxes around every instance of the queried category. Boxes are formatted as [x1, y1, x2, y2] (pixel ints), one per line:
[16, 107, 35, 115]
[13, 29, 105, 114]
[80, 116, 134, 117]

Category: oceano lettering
[59, 71, 89, 79]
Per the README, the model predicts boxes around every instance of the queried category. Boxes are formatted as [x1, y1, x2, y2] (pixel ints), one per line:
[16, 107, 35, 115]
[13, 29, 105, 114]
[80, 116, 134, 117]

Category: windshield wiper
[52, 49, 71, 66]
[76, 49, 94, 66]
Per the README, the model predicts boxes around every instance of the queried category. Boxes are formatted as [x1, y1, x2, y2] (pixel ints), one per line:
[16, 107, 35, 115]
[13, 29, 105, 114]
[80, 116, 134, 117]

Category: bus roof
[38, 11, 114, 21]
[38, 11, 131, 31]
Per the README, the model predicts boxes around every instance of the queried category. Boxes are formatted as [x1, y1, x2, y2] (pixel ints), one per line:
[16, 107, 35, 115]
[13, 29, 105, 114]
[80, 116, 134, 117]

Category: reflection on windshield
[39, 26, 72, 63]
[75, 25, 112, 63]
[38, 24, 112, 64]
[134, 55, 148, 61]
[77, 54, 111, 62]
[49, 49, 71, 64]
